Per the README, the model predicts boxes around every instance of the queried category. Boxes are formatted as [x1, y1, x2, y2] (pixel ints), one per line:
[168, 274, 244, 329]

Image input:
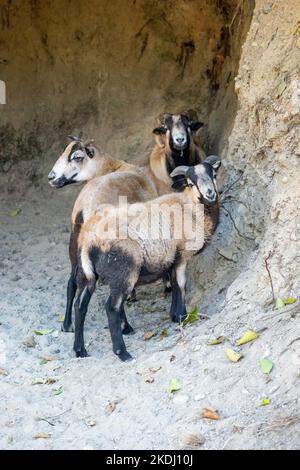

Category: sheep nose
[48, 171, 55, 181]
[176, 137, 185, 144]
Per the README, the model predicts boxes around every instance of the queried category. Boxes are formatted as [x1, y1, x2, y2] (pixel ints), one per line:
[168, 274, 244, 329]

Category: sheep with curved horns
[74, 155, 221, 360]
[49, 136, 158, 333]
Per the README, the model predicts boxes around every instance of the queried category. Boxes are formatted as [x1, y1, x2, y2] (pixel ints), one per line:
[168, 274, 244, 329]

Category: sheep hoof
[61, 323, 74, 333]
[122, 324, 135, 335]
[75, 348, 89, 358]
[116, 349, 133, 362]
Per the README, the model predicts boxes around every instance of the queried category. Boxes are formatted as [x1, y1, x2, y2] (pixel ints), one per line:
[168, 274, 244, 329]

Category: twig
[219, 171, 244, 197]
[261, 301, 300, 321]
[264, 252, 275, 306]
[221, 206, 255, 241]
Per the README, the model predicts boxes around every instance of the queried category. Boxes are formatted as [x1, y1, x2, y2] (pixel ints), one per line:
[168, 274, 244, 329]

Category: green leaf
[260, 398, 271, 407]
[183, 307, 199, 326]
[34, 328, 55, 336]
[193, 345, 201, 352]
[9, 208, 21, 217]
[284, 298, 297, 305]
[58, 315, 65, 323]
[160, 328, 168, 339]
[276, 297, 285, 309]
[260, 358, 273, 374]
[226, 348, 243, 362]
[208, 336, 225, 346]
[52, 386, 63, 396]
[236, 330, 259, 346]
[168, 378, 181, 393]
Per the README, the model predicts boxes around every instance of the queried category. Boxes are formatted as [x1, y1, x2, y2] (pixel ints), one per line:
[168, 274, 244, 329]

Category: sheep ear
[153, 126, 167, 135]
[170, 165, 190, 178]
[189, 121, 204, 132]
[83, 139, 94, 147]
[204, 155, 221, 171]
[67, 135, 80, 142]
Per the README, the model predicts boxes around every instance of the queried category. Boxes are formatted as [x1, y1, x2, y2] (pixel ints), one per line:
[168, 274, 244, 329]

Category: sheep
[74, 155, 221, 360]
[48, 136, 159, 333]
[141, 112, 206, 196]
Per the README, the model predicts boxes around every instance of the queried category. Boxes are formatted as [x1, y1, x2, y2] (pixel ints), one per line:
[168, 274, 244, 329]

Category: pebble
[173, 394, 189, 405]
[194, 393, 205, 401]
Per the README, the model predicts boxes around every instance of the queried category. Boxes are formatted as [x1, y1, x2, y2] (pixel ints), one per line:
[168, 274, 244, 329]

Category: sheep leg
[62, 270, 77, 333]
[169, 263, 187, 323]
[120, 306, 134, 335]
[163, 273, 172, 294]
[105, 295, 133, 362]
[73, 283, 94, 358]
[126, 288, 137, 303]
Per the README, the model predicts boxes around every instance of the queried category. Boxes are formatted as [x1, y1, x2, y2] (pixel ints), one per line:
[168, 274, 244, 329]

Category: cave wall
[189, 0, 300, 313]
[0, 0, 253, 169]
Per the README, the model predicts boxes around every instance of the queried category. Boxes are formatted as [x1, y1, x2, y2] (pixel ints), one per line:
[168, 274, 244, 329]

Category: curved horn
[170, 165, 191, 179]
[67, 135, 81, 142]
[83, 139, 95, 147]
[204, 155, 221, 167]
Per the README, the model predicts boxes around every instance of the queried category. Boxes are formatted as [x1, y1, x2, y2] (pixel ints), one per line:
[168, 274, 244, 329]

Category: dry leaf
[0, 368, 8, 376]
[226, 348, 243, 362]
[149, 366, 161, 373]
[23, 336, 37, 348]
[160, 328, 168, 339]
[236, 330, 259, 346]
[181, 433, 205, 447]
[144, 331, 157, 341]
[34, 432, 51, 439]
[9, 208, 21, 217]
[144, 373, 154, 383]
[32, 377, 58, 385]
[39, 355, 58, 365]
[105, 401, 117, 414]
[170, 355, 176, 362]
[202, 406, 220, 420]
[208, 336, 225, 345]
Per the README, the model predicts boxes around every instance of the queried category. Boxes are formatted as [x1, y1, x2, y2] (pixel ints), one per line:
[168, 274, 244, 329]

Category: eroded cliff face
[0, 0, 253, 167]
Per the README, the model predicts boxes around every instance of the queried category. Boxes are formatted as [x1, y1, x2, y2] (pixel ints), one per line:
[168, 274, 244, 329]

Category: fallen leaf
[208, 336, 225, 345]
[105, 401, 116, 414]
[236, 330, 259, 346]
[58, 315, 65, 323]
[0, 368, 8, 376]
[52, 386, 63, 396]
[149, 366, 161, 373]
[226, 348, 243, 362]
[183, 307, 199, 325]
[202, 406, 220, 420]
[160, 328, 168, 339]
[260, 358, 273, 374]
[85, 419, 96, 427]
[168, 378, 181, 393]
[39, 355, 58, 365]
[276, 297, 285, 309]
[144, 373, 154, 383]
[277, 80, 287, 98]
[193, 345, 201, 352]
[283, 298, 297, 305]
[34, 329, 55, 336]
[34, 432, 51, 439]
[260, 398, 271, 407]
[170, 355, 176, 362]
[9, 208, 21, 217]
[23, 336, 37, 348]
[144, 331, 157, 341]
[32, 377, 58, 385]
[181, 433, 205, 447]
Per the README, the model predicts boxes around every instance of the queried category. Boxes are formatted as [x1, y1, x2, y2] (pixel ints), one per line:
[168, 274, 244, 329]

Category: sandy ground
[0, 178, 299, 450]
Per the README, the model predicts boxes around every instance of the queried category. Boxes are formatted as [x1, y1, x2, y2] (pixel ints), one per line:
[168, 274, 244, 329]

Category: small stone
[194, 393, 205, 401]
[173, 394, 189, 405]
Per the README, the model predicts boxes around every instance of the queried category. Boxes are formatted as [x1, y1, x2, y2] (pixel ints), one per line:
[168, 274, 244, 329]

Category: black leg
[73, 285, 93, 358]
[169, 264, 187, 323]
[120, 306, 134, 335]
[126, 288, 137, 303]
[163, 273, 172, 294]
[105, 296, 133, 362]
[62, 272, 77, 332]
